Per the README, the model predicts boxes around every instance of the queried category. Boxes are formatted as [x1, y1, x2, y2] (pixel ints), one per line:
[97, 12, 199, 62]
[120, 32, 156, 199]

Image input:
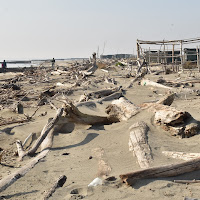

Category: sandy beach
[0, 60, 200, 200]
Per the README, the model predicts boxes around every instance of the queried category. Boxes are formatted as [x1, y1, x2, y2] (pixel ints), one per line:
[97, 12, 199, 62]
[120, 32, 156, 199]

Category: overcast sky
[0, 0, 200, 60]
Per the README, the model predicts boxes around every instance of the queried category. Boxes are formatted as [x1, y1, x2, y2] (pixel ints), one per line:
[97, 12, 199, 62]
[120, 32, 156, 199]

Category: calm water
[4, 60, 44, 68]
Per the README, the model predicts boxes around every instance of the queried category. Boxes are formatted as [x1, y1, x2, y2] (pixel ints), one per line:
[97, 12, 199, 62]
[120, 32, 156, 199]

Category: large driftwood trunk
[129, 121, 153, 168]
[106, 97, 140, 121]
[120, 157, 200, 186]
[153, 105, 200, 138]
[62, 102, 117, 125]
[141, 102, 200, 138]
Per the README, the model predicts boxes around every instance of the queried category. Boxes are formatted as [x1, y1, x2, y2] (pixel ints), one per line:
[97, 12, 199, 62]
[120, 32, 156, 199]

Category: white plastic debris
[88, 177, 103, 187]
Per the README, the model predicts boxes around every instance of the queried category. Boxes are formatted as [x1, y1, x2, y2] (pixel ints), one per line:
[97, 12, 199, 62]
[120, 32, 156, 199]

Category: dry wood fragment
[0, 150, 4, 163]
[62, 103, 116, 125]
[106, 97, 139, 121]
[16, 140, 26, 161]
[79, 87, 120, 102]
[162, 151, 200, 161]
[141, 79, 173, 90]
[184, 197, 200, 200]
[22, 132, 36, 148]
[0, 117, 29, 127]
[174, 179, 200, 184]
[129, 122, 153, 168]
[120, 157, 200, 186]
[27, 108, 64, 156]
[156, 93, 175, 106]
[0, 149, 49, 192]
[97, 91, 122, 104]
[43, 175, 67, 200]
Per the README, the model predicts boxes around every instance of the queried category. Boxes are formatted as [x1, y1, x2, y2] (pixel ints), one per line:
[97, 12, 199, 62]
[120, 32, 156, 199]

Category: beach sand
[1, 61, 200, 199]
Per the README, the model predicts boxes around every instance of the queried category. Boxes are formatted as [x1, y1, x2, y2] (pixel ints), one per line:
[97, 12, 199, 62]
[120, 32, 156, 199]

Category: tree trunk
[120, 157, 200, 186]
[106, 97, 139, 121]
[129, 121, 153, 168]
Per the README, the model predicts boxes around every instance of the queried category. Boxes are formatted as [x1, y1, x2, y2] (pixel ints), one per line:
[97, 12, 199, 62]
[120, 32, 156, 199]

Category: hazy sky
[0, 0, 200, 60]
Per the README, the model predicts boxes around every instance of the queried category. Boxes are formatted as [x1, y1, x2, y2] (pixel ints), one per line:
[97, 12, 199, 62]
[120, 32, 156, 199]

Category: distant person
[2, 60, 7, 73]
[52, 58, 55, 69]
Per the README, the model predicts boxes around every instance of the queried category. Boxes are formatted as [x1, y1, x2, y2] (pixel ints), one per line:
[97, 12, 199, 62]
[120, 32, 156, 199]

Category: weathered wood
[97, 91, 122, 104]
[162, 151, 200, 161]
[0, 149, 49, 192]
[184, 197, 200, 200]
[16, 140, 26, 161]
[174, 179, 200, 184]
[156, 93, 175, 106]
[129, 121, 153, 168]
[154, 105, 200, 137]
[120, 157, 200, 185]
[27, 108, 64, 156]
[79, 87, 120, 102]
[63, 103, 116, 125]
[43, 175, 67, 200]
[0, 150, 4, 163]
[141, 79, 173, 90]
[106, 97, 139, 121]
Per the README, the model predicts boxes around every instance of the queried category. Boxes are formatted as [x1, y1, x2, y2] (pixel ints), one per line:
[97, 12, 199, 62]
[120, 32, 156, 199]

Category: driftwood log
[106, 97, 139, 121]
[120, 157, 200, 186]
[162, 151, 200, 161]
[140, 79, 173, 90]
[129, 121, 153, 168]
[0, 149, 49, 192]
[43, 175, 67, 200]
[79, 87, 121, 102]
[153, 105, 200, 138]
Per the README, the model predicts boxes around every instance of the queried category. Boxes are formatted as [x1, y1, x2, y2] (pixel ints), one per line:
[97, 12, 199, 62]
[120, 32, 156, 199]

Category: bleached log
[22, 132, 36, 148]
[154, 106, 199, 137]
[97, 91, 122, 104]
[40, 128, 54, 151]
[16, 140, 26, 161]
[62, 103, 117, 125]
[43, 175, 67, 200]
[79, 87, 121, 102]
[174, 179, 200, 184]
[106, 97, 139, 121]
[184, 197, 200, 200]
[129, 122, 153, 168]
[162, 151, 200, 161]
[101, 69, 109, 73]
[80, 64, 98, 76]
[141, 79, 173, 90]
[0, 149, 49, 192]
[27, 108, 64, 156]
[120, 157, 200, 186]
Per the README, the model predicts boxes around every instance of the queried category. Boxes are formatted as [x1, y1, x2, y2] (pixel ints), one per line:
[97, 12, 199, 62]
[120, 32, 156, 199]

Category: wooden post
[180, 41, 183, 72]
[148, 47, 151, 64]
[172, 44, 175, 64]
[163, 43, 166, 74]
[172, 44, 175, 72]
[157, 50, 160, 63]
[136, 40, 140, 60]
[197, 46, 200, 72]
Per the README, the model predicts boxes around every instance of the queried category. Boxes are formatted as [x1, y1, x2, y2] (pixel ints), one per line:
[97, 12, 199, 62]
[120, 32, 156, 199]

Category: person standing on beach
[2, 60, 7, 73]
[52, 58, 55, 69]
